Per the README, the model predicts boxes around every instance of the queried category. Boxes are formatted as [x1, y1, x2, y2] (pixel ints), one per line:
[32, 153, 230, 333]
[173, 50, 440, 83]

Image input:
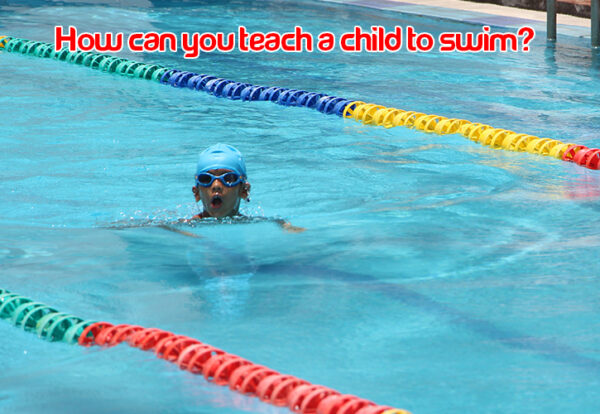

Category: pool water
[1, 0, 600, 413]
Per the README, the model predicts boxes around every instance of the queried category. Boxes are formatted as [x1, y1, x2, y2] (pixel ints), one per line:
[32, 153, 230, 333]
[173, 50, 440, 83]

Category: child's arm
[273, 218, 306, 233]
[182, 215, 305, 233]
[105, 221, 201, 238]
[158, 224, 202, 238]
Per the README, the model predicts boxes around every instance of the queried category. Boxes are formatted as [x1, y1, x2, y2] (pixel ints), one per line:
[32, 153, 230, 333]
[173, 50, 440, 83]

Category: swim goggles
[195, 172, 244, 187]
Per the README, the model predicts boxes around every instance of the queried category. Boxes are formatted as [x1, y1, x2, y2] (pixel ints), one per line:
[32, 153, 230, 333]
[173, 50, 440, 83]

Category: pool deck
[321, 0, 591, 39]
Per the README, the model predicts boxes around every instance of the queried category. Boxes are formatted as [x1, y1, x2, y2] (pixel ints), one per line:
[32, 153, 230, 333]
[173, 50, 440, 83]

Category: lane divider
[0, 288, 410, 414]
[2, 35, 598, 170]
[0, 36, 351, 117]
[342, 101, 600, 170]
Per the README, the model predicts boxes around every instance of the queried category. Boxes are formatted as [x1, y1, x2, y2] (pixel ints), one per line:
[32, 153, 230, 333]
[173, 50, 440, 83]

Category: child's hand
[282, 222, 306, 233]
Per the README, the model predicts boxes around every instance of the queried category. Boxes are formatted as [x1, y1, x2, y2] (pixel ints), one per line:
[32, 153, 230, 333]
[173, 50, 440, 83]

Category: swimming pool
[2, 0, 600, 412]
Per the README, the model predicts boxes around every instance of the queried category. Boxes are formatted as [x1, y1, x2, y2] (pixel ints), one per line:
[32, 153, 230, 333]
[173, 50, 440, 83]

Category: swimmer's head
[196, 143, 247, 179]
[193, 144, 250, 218]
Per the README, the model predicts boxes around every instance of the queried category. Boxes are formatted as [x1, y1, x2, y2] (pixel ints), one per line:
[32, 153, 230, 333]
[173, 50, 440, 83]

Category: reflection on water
[185, 229, 256, 316]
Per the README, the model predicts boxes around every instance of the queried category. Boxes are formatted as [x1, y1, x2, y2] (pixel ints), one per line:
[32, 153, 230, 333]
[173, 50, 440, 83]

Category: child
[191, 143, 304, 232]
[192, 143, 250, 219]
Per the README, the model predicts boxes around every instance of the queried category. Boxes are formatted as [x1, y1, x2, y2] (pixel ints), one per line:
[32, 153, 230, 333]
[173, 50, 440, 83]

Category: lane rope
[2, 35, 598, 171]
[0, 36, 351, 117]
[341, 101, 600, 170]
[0, 288, 410, 414]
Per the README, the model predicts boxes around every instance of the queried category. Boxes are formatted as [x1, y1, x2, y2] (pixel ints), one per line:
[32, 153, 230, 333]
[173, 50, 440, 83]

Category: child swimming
[191, 143, 250, 219]
[191, 143, 304, 232]
[107, 143, 303, 235]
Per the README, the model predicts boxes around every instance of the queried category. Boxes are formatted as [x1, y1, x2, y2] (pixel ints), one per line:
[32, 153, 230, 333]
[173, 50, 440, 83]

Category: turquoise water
[1, 0, 600, 413]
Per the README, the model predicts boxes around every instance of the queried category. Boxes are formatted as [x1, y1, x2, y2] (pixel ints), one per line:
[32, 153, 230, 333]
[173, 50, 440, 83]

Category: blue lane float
[0, 36, 356, 118]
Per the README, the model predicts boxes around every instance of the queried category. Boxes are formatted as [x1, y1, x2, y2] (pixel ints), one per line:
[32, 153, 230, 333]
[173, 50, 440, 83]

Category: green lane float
[0, 288, 411, 414]
[0, 289, 94, 343]
[2, 34, 598, 170]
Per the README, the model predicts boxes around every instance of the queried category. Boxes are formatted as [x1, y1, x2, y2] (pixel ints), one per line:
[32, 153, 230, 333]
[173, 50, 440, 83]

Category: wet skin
[192, 168, 250, 218]
[191, 169, 305, 232]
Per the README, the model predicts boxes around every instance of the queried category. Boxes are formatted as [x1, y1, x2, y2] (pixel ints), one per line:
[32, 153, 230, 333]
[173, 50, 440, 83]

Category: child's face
[193, 169, 250, 218]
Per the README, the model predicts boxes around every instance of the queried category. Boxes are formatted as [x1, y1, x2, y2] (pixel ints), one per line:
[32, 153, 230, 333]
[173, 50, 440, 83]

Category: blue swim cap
[196, 143, 247, 178]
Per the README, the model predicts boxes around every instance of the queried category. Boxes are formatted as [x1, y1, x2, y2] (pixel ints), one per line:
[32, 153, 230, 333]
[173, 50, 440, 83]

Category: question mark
[518, 27, 535, 52]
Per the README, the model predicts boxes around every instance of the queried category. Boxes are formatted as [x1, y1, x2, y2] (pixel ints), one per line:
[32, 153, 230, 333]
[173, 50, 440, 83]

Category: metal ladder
[547, 0, 599, 47]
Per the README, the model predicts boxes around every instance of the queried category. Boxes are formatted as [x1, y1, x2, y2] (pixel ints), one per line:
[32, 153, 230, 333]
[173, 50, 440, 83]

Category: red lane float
[77, 323, 411, 414]
[562, 145, 588, 162]
[572, 147, 600, 169]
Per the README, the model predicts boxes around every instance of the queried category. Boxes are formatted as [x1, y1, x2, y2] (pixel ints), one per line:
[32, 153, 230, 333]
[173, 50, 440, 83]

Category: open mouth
[210, 195, 223, 209]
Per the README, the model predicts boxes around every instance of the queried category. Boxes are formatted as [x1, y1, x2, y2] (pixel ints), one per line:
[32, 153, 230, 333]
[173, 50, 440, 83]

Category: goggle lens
[196, 172, 243, 187]
[222, 172, 239, 184]
[197, 174, 213, 185]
